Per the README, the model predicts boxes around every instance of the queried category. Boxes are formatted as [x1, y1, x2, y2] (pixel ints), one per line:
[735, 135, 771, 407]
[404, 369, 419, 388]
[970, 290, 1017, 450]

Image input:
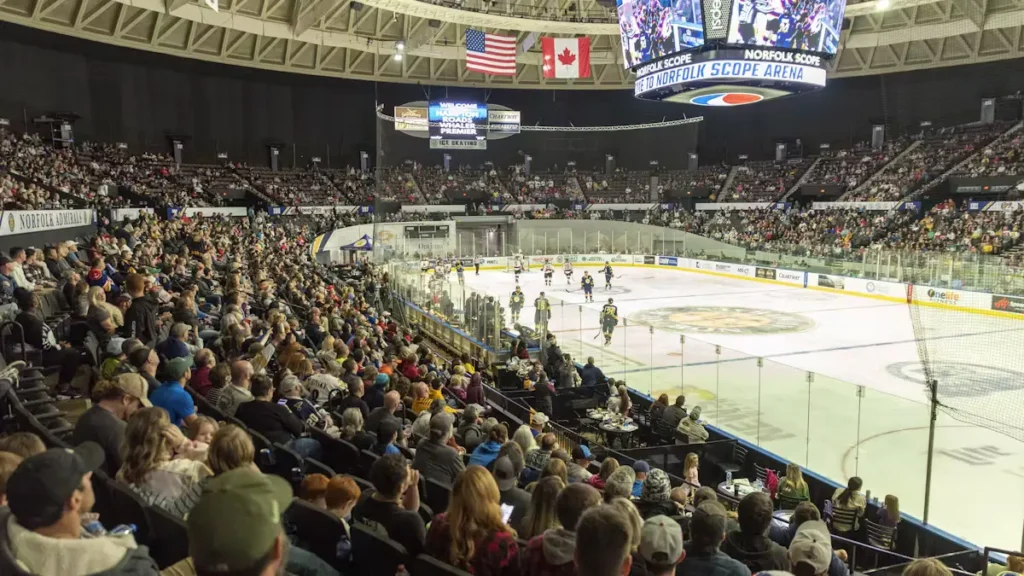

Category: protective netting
[901, 250, 1024, 442]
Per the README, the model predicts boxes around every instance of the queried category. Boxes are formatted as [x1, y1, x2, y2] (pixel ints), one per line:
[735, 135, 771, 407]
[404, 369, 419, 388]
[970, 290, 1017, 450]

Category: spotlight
[395, 40, 406, 52]
[394, 53, 404, 61]
[875, 0, 889, 10]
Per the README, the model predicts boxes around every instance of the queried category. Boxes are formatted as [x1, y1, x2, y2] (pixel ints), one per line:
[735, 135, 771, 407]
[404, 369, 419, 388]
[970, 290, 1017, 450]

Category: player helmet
[608, 298, 614, 303]
[540, 292, 545, 296]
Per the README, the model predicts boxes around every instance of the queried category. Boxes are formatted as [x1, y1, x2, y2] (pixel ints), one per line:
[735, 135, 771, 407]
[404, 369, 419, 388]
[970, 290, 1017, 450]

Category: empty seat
[351, 523, 409, 575]
[285, 499, 348, 570]
[145, 505, 190, 569]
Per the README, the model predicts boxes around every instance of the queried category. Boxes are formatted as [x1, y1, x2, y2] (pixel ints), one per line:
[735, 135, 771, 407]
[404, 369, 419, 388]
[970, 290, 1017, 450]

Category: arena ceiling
[1, 0, 1023, 88]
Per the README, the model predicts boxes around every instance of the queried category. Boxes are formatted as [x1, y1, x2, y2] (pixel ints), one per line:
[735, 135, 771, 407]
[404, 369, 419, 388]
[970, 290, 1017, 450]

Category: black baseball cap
[7, 442, 105, 529]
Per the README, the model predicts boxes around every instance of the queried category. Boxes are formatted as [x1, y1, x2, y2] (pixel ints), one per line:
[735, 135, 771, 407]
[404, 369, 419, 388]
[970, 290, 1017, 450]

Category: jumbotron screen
[726, 0, 845, 55]
[617, 0, 705, 69]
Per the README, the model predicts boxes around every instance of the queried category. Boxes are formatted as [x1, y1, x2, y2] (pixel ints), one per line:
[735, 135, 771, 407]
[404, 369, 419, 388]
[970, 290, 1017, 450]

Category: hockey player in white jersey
[543, 260, 554, 286]
[563, 261, 574, 284]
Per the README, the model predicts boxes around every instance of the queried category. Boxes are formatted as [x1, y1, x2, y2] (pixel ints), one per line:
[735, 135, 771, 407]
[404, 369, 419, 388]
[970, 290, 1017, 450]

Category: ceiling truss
[2, 0, 1024, 88]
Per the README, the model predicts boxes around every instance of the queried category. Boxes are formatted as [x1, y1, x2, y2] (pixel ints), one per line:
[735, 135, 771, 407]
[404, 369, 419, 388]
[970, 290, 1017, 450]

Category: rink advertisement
[991, 294, 1024, 315]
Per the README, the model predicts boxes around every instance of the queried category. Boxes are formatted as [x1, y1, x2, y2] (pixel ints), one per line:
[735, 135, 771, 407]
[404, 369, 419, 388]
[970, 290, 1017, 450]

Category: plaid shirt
[524, 449, 551, 471]
[425, 513, 520, 576]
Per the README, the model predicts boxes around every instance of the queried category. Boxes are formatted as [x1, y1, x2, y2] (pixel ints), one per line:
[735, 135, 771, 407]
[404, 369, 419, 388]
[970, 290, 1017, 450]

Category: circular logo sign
[886, 361, 1024, 398]
[631, 306, 815, 335]
[690, 92, 764, 106]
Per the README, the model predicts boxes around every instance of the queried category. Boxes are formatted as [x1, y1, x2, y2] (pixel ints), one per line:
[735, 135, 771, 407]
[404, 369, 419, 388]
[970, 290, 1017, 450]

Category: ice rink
[463, 265, 1024, 550]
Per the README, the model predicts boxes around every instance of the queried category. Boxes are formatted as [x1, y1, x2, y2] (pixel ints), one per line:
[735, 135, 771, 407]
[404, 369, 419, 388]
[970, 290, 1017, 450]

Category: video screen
[618, 0, 705, 68]
[427, 101, 488, 142]
[726, 0, 846, 54]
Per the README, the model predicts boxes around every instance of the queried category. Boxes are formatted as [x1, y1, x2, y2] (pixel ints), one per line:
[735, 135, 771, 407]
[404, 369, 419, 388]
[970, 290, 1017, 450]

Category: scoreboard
[428, 102, 488, 149]
[404, 224, 450, 239]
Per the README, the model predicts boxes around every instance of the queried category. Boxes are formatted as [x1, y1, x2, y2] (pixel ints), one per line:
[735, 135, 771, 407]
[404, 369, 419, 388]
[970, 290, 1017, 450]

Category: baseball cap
[106, 336, 127, 356]
[429, 412, 455, 439]
[165, 357, 192, 381]
[532, 412, 549, 426]
[188, 468, 292, 573]
[7, 443, 105, 529]
[493, 456, 517, 491]
[572, 445, 593, 461]
[633, 460, 651, 474]
[114, 373, 153, 407]
[639, 515, 685, 565]
[789, 520, 833, 575]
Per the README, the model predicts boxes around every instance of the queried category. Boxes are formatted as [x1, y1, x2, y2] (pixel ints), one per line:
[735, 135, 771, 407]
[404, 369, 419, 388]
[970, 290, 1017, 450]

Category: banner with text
[0, 209, 96, 236]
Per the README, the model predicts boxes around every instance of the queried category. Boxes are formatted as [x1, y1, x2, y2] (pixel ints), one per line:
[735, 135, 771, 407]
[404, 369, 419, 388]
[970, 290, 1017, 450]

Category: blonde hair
[512, 425, 538, 455]
[684, 453, 699, 479]
[608, 497, 643, 551]
[521, 476, 564, 540]
[902, 559, 953, 576]
[188, 415, 219, 440]
[784, 462, 807, 493]
[445, 466, 514, 568]
[207, 425, 255, 475]
[118, 407, 171, 484]
[88, 286, 124, 327]
[883, 494, 901, 524]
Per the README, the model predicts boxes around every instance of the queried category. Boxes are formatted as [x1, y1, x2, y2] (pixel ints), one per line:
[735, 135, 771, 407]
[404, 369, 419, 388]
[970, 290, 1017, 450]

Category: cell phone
[500, 504, 514, 525]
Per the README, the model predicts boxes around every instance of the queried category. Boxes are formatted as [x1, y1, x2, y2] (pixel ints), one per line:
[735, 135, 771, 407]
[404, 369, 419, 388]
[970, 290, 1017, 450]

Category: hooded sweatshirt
[720, 530, 791, 574]
[468, 440, 503, 468]
[121, 294, 160, 347]
[521, 527, 577, 576]
[0, 509, 160, 576]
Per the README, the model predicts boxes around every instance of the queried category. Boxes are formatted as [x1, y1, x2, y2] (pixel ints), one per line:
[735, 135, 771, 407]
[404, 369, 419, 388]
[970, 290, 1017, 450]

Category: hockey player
[509, 286, 525, 324]
[456, 261, 465, 286]
[563, 260, 574, 284]
[535, 291, 551, 333]
[600, 298, 619, 346]
[600, 261, 614, 290]
[513, 255, 524, 283]
[543, 260, 554, 287]
[474, 255, 481, 275]
[420, 258, 431, 274]
[581, 271, 595, 303]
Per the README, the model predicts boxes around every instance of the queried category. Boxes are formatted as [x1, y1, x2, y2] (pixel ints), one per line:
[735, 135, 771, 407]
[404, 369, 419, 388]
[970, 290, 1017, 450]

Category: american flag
[465, 29, 517, 76]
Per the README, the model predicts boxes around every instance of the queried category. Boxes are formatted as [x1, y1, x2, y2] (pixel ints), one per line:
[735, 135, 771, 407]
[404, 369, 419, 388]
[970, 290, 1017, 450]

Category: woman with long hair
[878, 494, 901, 529]
[339, 407, 375, 450]
[118, 407, 211, 518]
[519, 476, 565, 540]
[512, 424, 538, 457]
[779, 462, 810, 503]
[87, 285, 123, 330]
[424, 466, 520, 575]
[649, 394, 670, 423]
[830, 476, 866, 533]
[587, 457, 619, 490]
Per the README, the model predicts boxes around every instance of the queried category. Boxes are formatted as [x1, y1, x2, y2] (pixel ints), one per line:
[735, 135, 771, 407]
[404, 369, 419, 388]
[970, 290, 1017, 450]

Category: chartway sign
[0, 209, 96, 236]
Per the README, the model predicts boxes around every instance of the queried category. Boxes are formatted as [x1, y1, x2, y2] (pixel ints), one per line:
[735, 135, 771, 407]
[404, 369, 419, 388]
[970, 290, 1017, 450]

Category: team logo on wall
[631, 306, 815, 335]
[886, 361, 1024, 398]
[7, 214, 13, 233]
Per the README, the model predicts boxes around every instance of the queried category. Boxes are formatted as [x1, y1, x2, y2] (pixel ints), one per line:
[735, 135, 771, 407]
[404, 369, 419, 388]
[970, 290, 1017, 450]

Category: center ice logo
[631, 306, 815, 335]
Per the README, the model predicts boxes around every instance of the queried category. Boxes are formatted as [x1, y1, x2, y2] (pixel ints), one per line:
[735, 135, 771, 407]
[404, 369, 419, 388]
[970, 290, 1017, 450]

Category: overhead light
[395, 40, 406, 52]
[876, 0, 890, 10]
[394, 53, 404, 61]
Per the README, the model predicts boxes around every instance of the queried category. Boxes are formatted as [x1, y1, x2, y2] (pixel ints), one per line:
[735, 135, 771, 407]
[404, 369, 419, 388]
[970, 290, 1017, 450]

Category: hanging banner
[0, 209, 96, 236]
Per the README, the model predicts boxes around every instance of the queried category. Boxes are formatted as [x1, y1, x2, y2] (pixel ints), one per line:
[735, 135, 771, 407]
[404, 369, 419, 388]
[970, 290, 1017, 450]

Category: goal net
[902, 250, 1024, 442]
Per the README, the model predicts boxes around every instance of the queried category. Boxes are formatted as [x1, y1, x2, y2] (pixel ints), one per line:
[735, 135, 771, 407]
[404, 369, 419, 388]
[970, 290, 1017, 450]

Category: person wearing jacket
[120, 274, 160, 347]
[466, 372, 485, 405]
[521, 483, 602, 576]
[0, 443, 160, 576]
[679, 501, 751, 576]
[721, 492, 791, 574]
[677, 406, 709, 444]
[566, 445, 594, 483]
[457, 404, 485, 451]
[469, 423, 508, 468]
[634, 469, 680, 520]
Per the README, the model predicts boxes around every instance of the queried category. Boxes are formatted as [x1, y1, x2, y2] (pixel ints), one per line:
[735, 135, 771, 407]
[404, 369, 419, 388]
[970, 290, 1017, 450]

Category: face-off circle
[886, 361, 1024, 398]
[563, 286, 632, 297]
[631, 306, 815, 335]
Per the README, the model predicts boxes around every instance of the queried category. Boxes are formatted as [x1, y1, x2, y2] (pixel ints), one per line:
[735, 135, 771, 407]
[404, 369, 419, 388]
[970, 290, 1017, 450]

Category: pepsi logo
[690, 93, 764, 106]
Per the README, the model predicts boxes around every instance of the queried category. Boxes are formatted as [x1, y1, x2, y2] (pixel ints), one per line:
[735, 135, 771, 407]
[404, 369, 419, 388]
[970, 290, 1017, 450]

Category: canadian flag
[541, 37, 591, 79]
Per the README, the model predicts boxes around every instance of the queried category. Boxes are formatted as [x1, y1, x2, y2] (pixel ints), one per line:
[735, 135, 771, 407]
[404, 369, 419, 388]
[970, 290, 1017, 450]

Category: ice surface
[463, 266, 1024, 549]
